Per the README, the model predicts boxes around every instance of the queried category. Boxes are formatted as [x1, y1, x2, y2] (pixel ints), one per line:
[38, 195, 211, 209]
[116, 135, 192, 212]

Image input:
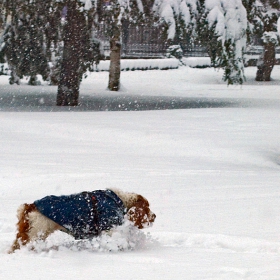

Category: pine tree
[1, 0, 51, 85]
[153, 0, 248, 85]
[1, 0, 100, 105]
[0, 1, 8, 30]
[2, 0, 147, 99]
[0, 1, 7, 74]
[195, 1, 222, 67]
[197, 0, 247, 84]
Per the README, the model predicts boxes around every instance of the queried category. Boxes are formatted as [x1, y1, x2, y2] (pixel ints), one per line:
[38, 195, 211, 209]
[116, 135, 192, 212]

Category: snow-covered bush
[92, 58, 179, 71]
[262, 31, 279, 45]
[166, 45, 183, 59]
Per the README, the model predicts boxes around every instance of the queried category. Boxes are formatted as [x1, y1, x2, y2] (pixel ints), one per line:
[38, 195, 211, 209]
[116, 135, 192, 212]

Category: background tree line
[0, 0, 279, 106]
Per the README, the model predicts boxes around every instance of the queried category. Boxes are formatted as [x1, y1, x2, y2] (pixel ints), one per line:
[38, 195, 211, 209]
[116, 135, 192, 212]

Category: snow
[153, 0, 247, 83]
[153, 0, 196, 39]
[93, 58, 179, 71]
[262, 31, 279, 44]
[79, 0, 93, 10]
[1, 63, 280, 279]
[181, 57, 211, 67]
[205, 0, 247, 83]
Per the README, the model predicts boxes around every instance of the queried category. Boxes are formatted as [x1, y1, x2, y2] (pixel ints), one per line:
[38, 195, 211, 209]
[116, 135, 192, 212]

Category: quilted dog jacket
[34, 189, 125, 239]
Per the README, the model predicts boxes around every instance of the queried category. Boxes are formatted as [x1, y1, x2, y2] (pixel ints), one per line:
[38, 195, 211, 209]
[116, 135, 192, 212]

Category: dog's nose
[151, 212, 156, 221]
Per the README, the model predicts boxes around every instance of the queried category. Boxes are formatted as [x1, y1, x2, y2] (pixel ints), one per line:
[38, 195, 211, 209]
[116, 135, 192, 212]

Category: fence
[94, 23, 167, 58]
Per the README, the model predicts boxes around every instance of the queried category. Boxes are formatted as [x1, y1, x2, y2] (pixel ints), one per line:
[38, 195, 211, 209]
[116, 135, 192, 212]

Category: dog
[10, 188, 156, 252]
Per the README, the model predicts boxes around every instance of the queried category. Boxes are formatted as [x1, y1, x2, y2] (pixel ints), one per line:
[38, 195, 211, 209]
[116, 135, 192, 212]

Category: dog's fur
[10, 188, 156, 253]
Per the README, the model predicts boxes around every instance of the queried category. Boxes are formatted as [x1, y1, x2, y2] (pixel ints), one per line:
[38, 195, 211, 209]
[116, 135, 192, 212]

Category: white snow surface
[94, 58, 179, 71]
[1, 64, 280, 279]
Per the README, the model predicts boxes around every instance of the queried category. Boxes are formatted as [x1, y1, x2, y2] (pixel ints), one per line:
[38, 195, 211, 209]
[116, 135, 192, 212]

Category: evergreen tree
[153, 0, 197, 42]
[204, 0, 247, 84]
[2, 0, 147, 98]
[153, 0, 248, 85]
[195, 1, 221, 67]
[0, 1, 7, 74]
[0, 1, 8, 29]
[1, 0, 100, 105]
[0, 0, 51, 84]
[0, 0, 62, 84]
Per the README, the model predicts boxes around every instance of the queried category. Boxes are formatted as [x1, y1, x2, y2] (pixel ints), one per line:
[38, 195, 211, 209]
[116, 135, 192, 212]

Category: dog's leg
[9, 203, 64, 253]
[27, 210, 64, 241]
[9, 203, 37, 253]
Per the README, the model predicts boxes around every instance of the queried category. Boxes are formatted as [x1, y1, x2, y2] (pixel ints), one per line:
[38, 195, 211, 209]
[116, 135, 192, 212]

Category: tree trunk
[28, 75, 39, 85]
[57, 3, 85, 106]
[108, 32, 121, 91]
[255, 42, 275, 81]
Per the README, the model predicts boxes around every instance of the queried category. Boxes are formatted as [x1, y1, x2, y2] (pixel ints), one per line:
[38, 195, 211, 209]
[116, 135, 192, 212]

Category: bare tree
[255, 0, 280, 81]
[96, 0, 147, 91]
[243, 0, 280, 81]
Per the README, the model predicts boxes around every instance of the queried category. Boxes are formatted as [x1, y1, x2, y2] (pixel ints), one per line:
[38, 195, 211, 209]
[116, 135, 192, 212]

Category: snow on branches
[153, 0, 197, 39]
[153, 0, 248, 84]
[79, 0, 93, 10]
[205, 0, 247, 84]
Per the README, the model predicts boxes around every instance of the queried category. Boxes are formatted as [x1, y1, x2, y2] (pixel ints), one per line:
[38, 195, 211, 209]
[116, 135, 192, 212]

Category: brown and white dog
[10, 188, 156, 253]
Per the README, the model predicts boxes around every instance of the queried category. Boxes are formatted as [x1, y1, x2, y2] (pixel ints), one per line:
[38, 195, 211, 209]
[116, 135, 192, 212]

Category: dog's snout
[150, 212, 156, 221]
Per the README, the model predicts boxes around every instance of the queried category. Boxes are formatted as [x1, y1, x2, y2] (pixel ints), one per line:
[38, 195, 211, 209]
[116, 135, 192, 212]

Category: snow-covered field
[0, 65, 280, 279]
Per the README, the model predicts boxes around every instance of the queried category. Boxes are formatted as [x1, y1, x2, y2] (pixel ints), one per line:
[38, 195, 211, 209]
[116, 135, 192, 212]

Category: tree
[96, 0, 148, 91]
[153, 0, 248, 84]
[243, 0, 280, 81]
[0, 0, 51, 85]
[1, 0, 100, 106]
[0, 1, 5, 30]
[56, 0, 101, 105]
[57, 1, 89, 105]
[2, 0, 153, 103]
[195, 1, 222, 66]
[97, 1, 122, 91]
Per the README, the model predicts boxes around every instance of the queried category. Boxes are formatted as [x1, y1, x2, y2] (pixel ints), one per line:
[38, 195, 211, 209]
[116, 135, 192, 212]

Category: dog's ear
[126, 195, 156, 229]
[126, 206, 149, 229]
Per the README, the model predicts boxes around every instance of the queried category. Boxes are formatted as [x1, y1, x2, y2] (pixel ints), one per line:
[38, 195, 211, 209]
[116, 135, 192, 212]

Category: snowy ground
[0, 64, 280, 279]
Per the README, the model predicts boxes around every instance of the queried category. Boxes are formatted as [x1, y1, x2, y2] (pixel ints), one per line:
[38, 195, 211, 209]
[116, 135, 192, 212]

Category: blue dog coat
[34, 190, 125, 239]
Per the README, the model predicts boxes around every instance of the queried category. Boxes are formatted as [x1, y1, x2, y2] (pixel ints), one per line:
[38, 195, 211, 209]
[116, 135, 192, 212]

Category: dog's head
[126, 195, 156, 229]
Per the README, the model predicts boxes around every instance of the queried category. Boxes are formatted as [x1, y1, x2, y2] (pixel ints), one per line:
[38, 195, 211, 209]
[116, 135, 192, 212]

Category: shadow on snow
[0, 92, 245, 112]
